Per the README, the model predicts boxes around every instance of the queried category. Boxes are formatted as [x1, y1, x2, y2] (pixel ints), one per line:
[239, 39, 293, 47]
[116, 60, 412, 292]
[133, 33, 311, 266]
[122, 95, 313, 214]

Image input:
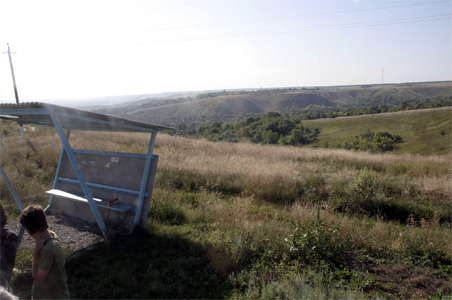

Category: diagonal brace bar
[0, 166, 25, 242]
[48, 112, 109, 239]
[0, 166, 25, 211]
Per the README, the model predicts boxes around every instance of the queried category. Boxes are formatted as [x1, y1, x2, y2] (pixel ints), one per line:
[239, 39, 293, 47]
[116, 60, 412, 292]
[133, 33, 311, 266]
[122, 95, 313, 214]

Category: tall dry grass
[152, 134, 451, 197]
[3, 129, 449, 203]
[2, 124, 451, 299]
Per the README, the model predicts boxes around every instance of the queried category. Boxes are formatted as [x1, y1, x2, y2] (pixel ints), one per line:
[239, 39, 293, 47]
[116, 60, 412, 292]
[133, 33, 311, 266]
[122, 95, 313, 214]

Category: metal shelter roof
[0, 102, 173, 132]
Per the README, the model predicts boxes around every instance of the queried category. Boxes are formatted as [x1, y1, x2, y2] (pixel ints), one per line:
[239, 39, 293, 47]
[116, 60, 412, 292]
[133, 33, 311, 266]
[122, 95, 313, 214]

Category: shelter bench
[46, 189, 135, 213]
[45, 149, 159, 234]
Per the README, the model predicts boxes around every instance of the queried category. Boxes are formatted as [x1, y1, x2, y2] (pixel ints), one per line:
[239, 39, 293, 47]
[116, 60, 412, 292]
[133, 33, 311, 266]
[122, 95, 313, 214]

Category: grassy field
[1, 125, 451, 299]
[304, 106, 452, 155]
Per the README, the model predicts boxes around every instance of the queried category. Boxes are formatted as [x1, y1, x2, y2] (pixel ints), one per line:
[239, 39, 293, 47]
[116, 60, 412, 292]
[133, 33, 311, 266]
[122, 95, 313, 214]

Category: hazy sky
[0, 0, 450, 102]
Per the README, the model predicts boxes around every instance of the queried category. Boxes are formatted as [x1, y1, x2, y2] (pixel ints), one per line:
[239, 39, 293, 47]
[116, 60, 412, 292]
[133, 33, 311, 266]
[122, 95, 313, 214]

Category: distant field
[304, 106, 452, 155]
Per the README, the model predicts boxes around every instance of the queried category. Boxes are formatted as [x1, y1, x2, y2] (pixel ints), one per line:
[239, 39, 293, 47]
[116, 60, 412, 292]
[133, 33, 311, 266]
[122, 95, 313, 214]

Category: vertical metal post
[6, 44, 19, 104]
[45, 150, 65, 212]
[48, 113, 109, 239]
[46, 130, 70, 212]
[133, 131, 157, 226]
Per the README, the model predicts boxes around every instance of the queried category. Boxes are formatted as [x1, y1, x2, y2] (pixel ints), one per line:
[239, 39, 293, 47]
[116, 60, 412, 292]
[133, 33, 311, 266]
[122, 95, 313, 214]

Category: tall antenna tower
[381, 68, 384, 84]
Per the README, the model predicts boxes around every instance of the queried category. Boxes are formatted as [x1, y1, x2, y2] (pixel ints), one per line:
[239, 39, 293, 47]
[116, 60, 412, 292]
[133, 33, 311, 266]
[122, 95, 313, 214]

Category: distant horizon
[1, 79, 451, 105]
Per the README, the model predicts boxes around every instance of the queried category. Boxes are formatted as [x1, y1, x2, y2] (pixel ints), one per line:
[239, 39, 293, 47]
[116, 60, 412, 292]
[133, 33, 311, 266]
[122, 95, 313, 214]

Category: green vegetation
[177, 112, 320, 145]
[334, 168, 452, 225]
[305, 106, 452, 155]
[176, 107, 452, 156]
[340, 131, 403, 152]
[1, 125, 451, 299]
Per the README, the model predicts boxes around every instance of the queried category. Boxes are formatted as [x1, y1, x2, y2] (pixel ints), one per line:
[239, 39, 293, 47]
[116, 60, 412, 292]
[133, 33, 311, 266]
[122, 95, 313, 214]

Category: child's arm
[32, 243, 42, 280]
[32, 239, 50, 281]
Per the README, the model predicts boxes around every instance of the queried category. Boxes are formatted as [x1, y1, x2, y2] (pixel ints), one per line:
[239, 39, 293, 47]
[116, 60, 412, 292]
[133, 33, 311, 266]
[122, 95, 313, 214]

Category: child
[20, 205, 69, 299]
[0, 204, 19, 289]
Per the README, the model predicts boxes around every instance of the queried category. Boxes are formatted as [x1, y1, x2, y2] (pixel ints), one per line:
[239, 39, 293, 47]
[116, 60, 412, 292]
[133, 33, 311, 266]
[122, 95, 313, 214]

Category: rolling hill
[93, 81, 452, 125]
[304, 106, 452, 155]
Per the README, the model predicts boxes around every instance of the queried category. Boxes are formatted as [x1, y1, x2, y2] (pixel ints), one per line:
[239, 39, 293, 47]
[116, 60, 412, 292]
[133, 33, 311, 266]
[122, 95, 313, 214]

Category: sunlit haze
[0, 0, 450, 103]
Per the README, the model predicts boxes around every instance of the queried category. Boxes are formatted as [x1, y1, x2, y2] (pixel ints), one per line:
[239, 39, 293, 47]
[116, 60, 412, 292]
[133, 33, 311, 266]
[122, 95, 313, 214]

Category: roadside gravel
[5, 215, 103, 252]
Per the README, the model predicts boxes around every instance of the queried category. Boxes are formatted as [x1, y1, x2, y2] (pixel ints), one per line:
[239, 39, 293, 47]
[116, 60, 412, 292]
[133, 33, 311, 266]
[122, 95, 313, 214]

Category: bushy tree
[173, 112, 320, 146]
[345, 130, 403, 152]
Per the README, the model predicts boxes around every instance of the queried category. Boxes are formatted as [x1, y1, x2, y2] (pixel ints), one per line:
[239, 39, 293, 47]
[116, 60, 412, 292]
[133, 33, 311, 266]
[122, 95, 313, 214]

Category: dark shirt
[0, 228, 19, 284]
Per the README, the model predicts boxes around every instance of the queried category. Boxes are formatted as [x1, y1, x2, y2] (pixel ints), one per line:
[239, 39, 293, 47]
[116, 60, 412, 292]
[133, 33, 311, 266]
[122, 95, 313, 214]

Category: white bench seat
[46, 189, 135, 213]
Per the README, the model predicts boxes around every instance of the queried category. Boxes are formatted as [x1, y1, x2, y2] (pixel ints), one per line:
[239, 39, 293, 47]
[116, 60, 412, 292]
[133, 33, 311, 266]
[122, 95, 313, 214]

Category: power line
[324, 0, 450, 16]
[143, 13, 451, 44]
[144, 0, 450, 34]
[303, 13, 452, 31]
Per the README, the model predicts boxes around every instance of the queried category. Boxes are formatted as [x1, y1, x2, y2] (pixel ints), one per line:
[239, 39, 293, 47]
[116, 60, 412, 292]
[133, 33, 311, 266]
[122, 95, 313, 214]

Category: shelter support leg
[133, 131, 157, 227]
[45, 145, 66, 212]
[48, 113, 109, 240]
[0, 167, 25, 242]
[0, 167, 25, 211]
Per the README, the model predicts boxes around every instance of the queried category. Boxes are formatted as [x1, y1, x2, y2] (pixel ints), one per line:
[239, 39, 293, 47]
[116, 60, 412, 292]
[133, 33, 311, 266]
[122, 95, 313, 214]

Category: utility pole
[6, 43, 20, 104]
[2, 44, 37, 151]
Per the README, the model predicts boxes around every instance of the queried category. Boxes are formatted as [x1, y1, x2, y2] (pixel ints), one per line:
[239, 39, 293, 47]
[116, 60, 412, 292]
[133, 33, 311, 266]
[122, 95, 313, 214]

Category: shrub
[348, 168, 383, 203]
[284, 221, 352, 268]
[336, 169, 434, 223]
[403, 234, 452, 268]
[150, 202, 187, 225]
[343, 131, 403, 152]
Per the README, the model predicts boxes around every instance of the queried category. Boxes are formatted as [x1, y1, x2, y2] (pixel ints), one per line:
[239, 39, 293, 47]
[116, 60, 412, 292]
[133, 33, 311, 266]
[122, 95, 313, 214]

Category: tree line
[175, 112, 320, 146]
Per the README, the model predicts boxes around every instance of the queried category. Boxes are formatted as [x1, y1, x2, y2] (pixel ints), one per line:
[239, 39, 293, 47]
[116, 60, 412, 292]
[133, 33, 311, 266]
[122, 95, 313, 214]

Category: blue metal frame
[45, 143, 66, 212]
[1, 103, 168, 240]
[54, 112, 150, 132]
[48, 112, 109, 239]
[0, 164, 26, 243]
[73, 149, 150, 159]
[133, 131, 157, 226]
[0, 108, 48, 115]
[57, 177, 150, 197]
[0, 167, 24, 211]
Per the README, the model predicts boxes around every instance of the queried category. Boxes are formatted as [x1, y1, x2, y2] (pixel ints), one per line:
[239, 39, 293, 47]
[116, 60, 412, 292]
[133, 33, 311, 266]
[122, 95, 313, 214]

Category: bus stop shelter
[0, 102, 172, 239]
